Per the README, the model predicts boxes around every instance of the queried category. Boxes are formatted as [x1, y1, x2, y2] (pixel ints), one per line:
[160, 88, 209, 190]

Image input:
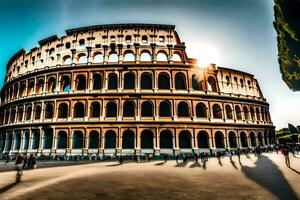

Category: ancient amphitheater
[0, 24, 275, 156]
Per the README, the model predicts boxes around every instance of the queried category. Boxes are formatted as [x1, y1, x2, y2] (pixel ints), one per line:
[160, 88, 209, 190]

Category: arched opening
[43, 129, 53, 149]
[10, 108, 16, 123]
[225, 105, 233, 119]
[250, 106, 255, 121]
[256, 108, 261, 121]
[60, 76, 71, 92]
[228, 132, 237, 148]
[123, 101, 135, 117]
[79, 39, 85, 46]
[160, 130, 173, 149]
[213, 104, 222, 119]
[177, 101, 190, 117]
[235, 105, 242, 120]
[0, 134, 6, 152]
[6, 134, 13, 151]
[157, 52, 168, 62]
[105, 131, 116, 149]
[58, 103, 69, 118]
[93, 73, 102, 90]
[257, 132, 263, 146]
[108, 52, 118, 63]
[34, 105, 41, 120]
[45, 104, 54, 119]
[78, 54, 87, 64]
[122, 130, 135, 149]
[19, 82, 26, 97]
[108, 73, 118, 90]
[74, 102, 85, 118]
[17, 107, 23, 122]
[94, 53, 103, 63]
[90, 102, 100, 118]
[215, 131, 225, 148]
[207, 76, 217, 92]
[172, 53, 182, 62]
[243, 106, 249, 120]
[141, 101, 153, 117]
[159, 101, 171, 117]
[198, 131, 209, 148]
[264, 132, 269, 145]
[57, 131, 67, 149]
[124, 72, 135, 89]
[36, 79, 44, 94]
[63, 56, 72, 65]
[47, 77, 56, 93]
[25, 106, 32, 121]
[192, 75, 204, 91]
[175, 72, 187, 90]
[76, 75, 86, 90]
[179, 131, 192, 148]
[32, 130, 40, 150]
[72, 131, 84, 149]
[89, 131, 99, 149]
[140, 72, 153, 89]
[141, 130, 154, 149]
[106, 102, 117, 117]
[196, 103, 207, 118]
[22, 132, 29, 150]
[14, 132, 21, 150]
[240, 132, 248, 147]
[140, 52, 151, 62]
[158, 72, 170, 89]
[123, 52, 135, 62]
[250, 132, 257, 147]
[142, 35, 148, 44]
[27, 81, 34, 96]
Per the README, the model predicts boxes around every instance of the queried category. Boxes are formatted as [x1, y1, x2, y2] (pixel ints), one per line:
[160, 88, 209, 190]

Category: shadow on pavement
[175, 161, 188, 168]
[0, 182, 19, 194]
[155, 162, 166, 166]
[289, 167, 300, 175]
[190, 162, 201, 168]
[230, 160, 238, 170]
[241, 155, 298, 200]
[106, 163, 122, 167]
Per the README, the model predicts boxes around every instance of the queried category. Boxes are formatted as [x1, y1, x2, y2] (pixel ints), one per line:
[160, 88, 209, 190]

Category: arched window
[257, 132, 263, 146]
[122, 130, 135, 149]
[60, 76, 71, 92]
[157, 52, 168, 62]
[32, 130, 40, 150]
[228, 132, 237, 148]
[23, 132, 29, 150]
[63, 56, 72, 65]
[177, 101, 190, 117]
[108, 52, 118, 63]
[159, 101, 171, 117]
[43, 129, 53, 149]
[10, 108, 16, 123]
[140, 52, 151, 62]
[215, 131, 225, 148]
[20, 82, 26, 97]
[141, 130, 153, 149]
[160, 130, 173, 149]
[57, 131, 67, 149]
[47, 77, 56, 93]
[26, 106, 32, 120]
[250, 132, 257, 147]
[179, 131, 192, 148]
[90, 102, 100, 118]
[212, 104, 222, 119]
[123, 52, 135, 62]
[172, 53, 182, 62]
[198, 131, 209, 148]
[76, 75, 86, 90]
[250, 106, 255, 121]
[124, 72, 135, 89]
[256, 108, 261, 121]
[34, 105, 41, 120]
[235, 105, 242, 120]
[74, 102, 85, 118]
[27, 81, 34, 96]
[225, 105, 233, 119]
[78, 54, 87, 64]
[158, 72, 170, 89]
[141, 101, 153, 117]
[93, 73, 102, 90]
[45, 104, 54, 119]
[36, 79, 44, 94]
[108, 73, 118, 90]
[140, 72, 153, 89]
[125, 35, 132, 43]
[58, 103, 69, 118]
[106, 102, 117, 117]
[207, 76, 217, 92]
[94, 53, 103, 63]
[6, 134, 13, 151]
[240, 132, 248, 147]
[79, 39, 85, 46]
[72, 131, 83, 149]
[192, 74, 203, 90]
[142, 35, 148, 44]
[17, 107, 23, 122]
[196, 103, 207, 117]
[123, 101, 135, 117]
[89, 131, 99, 149]
[105, 131, 116, 149]
[243, 106, 249, 120]
[175, 72, 187, 90]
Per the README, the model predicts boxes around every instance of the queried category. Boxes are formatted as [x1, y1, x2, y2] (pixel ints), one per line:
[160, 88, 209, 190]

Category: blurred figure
[15, 154, 24, 182]
[283, 146, 290, 167]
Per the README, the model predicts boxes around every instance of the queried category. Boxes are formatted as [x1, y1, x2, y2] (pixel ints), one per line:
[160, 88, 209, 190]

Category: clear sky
[0, 0, 299, 129]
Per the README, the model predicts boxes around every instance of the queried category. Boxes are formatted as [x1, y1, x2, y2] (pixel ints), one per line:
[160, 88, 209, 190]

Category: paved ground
[0, 153, 299, 200]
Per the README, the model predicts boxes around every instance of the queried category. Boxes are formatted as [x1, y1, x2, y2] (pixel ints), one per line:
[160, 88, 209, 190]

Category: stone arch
[175, 72, 187, 90]
[141, 101, 153, 117]
[123, 100, 135, 117]
[160, 130, 173, 149]
[74, 102, 85, 118]
[228, 131, 237, 148]
[89, 130, 99, 149]
[17, 106, 23, 122]
[47, 77, 56, 93]
[215, 131, 225, 148]
[212, 104, 222, 119]
[14, 132, 21, 150]
[23, 131, 29, 150]
[123, 51, 135, 62]
[36, 79, 45, 94]
[108, 72, 118, 89]
[108, 52, 118, 63]
[240, 132, 248, 147]
[177, 101, 190, 117]
[72, 130, 84, 149]
[78, 53, 87, 64]
[122, 130, 135, 149]
[158, 72, 170, 89]
[6, 134, 13, 151]
[196, 103, 207, 118]
[94, 53, 103, 63]
[243, 106, 249, 120]
[63, 55, 72, 65]
[235, 105, 242, 120]
[45, 103, 54, 119]
[75, 74, 86, 90]
[90, 102, 101, 118]
[207, 76, 217, 92]
[140, 51, 151, 62]
[25, 105, 32, 121]
[225, 105, 233, 119]
[250, 106, 255, 121]
[60, 75, 71, 92]
[256, 107, 261, 121]
[179, 130, 192, 148]
[140, 72, 153, 89]
[159, 100, 171, 117]
[106, 101, 117, 117]
[124, 72, 136, 89]
[105, 130, 116, 149]
[34, 105, 41, 120]
[32, 130, 40, 150]
[257, 132, 263, 146]
[157, 51, 168, 62]
[43, 129, 53, 149]
[141, 130, 154, 149]
[250, 132, 257, 147]
[172, 52, 182, 62]
[58, 103, 69, 118]
[92, 73, 103, 90]
[198, 131, 209, 148]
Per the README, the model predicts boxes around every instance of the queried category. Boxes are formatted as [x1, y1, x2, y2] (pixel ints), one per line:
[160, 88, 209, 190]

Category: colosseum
[0, 23, 276, 157]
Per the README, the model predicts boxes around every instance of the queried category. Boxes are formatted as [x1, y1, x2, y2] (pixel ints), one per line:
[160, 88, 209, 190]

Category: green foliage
[273, 0, 300, 91]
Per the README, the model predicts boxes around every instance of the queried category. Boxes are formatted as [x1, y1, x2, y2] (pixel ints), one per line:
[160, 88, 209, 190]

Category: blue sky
[0, 0, 299, 128]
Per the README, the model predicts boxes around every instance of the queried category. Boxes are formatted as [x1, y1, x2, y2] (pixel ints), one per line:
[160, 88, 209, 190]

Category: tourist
[22, 154, 28, 169]
[283, 146, 290, 167]
[31, 154, 37, 169]
[216, 151, 221, 163]
[163, 154, 168, 163]
[15, 153, 24, 182]
[236, 149, 241, 163]
[226, 150, 232, 161]
[194, 153, 198, 163]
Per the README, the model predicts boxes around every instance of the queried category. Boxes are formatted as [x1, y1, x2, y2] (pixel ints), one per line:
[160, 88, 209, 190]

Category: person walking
[237, 149, 241, 163]
[283, 146, 290, 167]
[15, 154, 24, 182]
[194, 153, 198, 163]
[175, 154, 179, 164]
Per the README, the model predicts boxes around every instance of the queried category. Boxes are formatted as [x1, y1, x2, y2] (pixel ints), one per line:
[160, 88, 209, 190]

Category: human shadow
[190, 162, 201, 168]
[230, 160, 238, 170]
[241, 155, 298, 200]
[106, 163, 123, 167]
[155, 162, 166, 166]
[202, 161, 207, 170]
[218, 159, 223, 166]
[175, 161, 188, 168]
[289, 167, 300, 175]
[0, 182, 19, 194]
